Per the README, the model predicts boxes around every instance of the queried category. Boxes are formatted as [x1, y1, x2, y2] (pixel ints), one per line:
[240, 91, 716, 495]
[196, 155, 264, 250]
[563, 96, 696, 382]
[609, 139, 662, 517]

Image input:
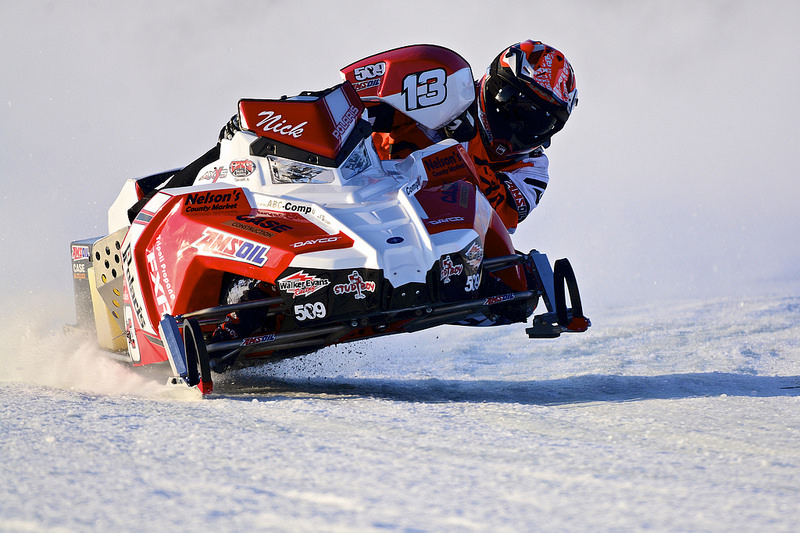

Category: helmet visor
[484, 76, 562, 155]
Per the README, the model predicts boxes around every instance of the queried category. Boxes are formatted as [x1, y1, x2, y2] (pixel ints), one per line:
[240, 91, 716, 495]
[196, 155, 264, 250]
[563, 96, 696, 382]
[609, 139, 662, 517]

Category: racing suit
[370, 109, 549, 233]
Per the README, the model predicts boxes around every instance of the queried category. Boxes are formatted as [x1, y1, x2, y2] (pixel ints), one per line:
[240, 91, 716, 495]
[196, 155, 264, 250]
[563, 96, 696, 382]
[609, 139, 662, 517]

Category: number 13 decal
[402, 68, 447, 110]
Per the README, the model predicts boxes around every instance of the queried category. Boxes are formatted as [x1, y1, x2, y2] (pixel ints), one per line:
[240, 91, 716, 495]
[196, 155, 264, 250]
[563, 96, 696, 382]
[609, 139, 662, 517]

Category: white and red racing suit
[371, 111, 549, 233]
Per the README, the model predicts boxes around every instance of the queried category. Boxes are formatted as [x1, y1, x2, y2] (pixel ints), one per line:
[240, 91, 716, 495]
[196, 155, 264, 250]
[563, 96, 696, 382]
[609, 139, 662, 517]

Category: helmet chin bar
[484, 109, 565, 159]
[507, 118, 564, 156]
[478, 72, 569, 159]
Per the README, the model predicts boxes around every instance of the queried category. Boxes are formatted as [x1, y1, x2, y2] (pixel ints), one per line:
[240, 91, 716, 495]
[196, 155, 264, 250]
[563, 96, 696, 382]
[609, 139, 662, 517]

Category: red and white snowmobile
[69, 45, 589, 395]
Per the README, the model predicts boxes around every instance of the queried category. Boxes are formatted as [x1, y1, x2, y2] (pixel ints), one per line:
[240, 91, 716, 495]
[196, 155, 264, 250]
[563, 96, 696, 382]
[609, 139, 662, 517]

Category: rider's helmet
[477, 40, 577, 159]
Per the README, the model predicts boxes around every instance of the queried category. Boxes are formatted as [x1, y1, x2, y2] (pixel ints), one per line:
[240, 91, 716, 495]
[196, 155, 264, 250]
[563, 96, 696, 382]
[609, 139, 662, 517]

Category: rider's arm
[496, 150, 550, 224]
[370, 108, 442, 160]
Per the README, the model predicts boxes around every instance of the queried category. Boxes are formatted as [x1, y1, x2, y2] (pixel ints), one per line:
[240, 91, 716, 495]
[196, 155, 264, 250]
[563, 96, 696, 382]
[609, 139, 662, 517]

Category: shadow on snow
[214, 372, 800, 405]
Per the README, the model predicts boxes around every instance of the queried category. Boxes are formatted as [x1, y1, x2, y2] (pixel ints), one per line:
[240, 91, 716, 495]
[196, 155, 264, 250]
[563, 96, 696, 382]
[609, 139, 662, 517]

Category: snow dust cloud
[0, 293, 197, 398]
[0, 0, 798, 324]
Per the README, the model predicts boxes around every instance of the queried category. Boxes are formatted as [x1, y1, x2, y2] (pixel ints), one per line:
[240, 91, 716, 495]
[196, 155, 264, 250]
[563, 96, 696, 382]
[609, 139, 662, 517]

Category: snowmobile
[69, 45, 590, 395]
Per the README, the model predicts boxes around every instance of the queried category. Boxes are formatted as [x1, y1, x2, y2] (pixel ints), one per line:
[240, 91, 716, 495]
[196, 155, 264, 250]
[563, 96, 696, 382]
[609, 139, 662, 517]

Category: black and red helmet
[478, 40, 577, 159]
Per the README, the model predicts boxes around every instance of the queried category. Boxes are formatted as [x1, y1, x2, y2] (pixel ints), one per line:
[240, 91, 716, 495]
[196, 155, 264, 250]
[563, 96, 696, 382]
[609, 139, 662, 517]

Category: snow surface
[2, 294, 799, 532]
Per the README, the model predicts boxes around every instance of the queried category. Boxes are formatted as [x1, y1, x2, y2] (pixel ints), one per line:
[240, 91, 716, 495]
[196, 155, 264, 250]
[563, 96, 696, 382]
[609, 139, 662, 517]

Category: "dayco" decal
[428, 216, 464, 225]
[291, 236, 340, 248]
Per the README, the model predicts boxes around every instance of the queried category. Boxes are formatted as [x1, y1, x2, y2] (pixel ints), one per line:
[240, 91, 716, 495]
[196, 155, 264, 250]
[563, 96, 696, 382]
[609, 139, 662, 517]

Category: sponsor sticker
[404, 176, 422, 196]
[504, 180, 529, 220]
[261, 198, 313, 215]
[71, 245, 90, 261]
[199, 167, 228, 182]
[423, 152, 463, 174]
[353, 62, 386, 81]
[291, 236, 340, 249]
[183, 189, 245, 215]
[294, 301, 327, 321]
[464, 242, 484, 270]
[146, 235, 175, 315]
[229, 159, 255, 178]
[278, 271, 330, 298]
[240, 333, 276, 347]
[191, 228, 269, 267]
[72, 262, 87, 279]
[440, 255, 463, 284]
[324, 88, 360, 141]
[333, 271, 376, 300]
[233, 215, 292, 234]
[257, 198, 334, 228]
[422, 148, 468, 180]
[123, 243, 147, 329]
[353, 79, 381, 92]
[484, 293, 514, 305]
[427, 216, 465, 226]
[223, 220, 275, 239]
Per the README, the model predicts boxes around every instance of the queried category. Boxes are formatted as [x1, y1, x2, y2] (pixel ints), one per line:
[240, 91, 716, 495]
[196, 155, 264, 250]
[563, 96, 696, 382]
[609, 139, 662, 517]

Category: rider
[370, 40, 577, 232]
[214, 40, 577, 233]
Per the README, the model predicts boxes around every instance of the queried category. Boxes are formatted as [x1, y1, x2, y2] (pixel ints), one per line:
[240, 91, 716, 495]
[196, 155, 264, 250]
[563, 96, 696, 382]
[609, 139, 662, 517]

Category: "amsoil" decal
[191, 229, 269, 266]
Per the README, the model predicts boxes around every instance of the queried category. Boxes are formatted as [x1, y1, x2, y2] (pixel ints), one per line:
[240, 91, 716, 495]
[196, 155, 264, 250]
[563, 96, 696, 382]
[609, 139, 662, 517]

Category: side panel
[122, 184, 359, 366]
[341, 44, 475, 130]
[238, 83, 364, 161]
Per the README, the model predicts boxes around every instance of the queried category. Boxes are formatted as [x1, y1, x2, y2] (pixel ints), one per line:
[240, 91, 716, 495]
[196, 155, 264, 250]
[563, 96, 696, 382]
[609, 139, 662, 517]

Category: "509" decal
[294, 301, 327, 321]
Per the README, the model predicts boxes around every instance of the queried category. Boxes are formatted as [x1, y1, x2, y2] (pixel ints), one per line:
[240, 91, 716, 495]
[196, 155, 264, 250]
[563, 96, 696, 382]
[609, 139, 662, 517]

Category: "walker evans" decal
[278, 271, 331, 298]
